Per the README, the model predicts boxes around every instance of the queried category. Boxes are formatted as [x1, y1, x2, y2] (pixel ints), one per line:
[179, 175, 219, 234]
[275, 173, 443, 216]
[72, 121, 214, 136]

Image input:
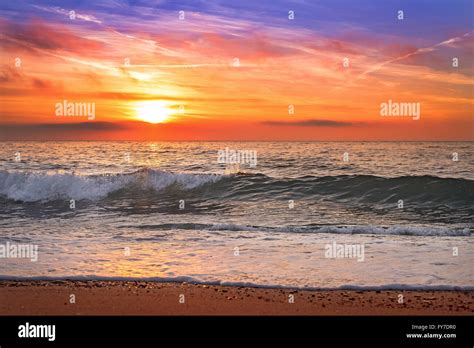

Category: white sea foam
[0, 275, 472, 291]
[0, 169, 222, 202]
[182, 222, 470, 236]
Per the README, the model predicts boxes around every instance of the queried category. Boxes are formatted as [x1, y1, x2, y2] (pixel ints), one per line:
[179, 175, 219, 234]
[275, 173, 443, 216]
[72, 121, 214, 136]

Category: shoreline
[0, 280, 472, 316]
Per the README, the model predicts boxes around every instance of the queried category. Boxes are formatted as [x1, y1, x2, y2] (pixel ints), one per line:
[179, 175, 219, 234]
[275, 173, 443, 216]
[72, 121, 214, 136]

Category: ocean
[0, 141, 473, 289]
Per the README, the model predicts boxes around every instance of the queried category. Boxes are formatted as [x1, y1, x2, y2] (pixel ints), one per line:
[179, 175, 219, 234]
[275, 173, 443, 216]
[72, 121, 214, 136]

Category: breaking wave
[127, 222, 471, 236]
[0, 169, 472, 207]
[0, 168, 222, 202]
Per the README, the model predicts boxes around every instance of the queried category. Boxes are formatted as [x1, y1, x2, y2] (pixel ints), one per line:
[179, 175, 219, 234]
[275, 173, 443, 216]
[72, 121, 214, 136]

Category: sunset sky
[0, 0, 472, 140]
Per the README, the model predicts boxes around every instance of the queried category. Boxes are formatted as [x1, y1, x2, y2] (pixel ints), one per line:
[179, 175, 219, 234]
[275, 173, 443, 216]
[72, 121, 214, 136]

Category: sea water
[0, 141, 472, 289]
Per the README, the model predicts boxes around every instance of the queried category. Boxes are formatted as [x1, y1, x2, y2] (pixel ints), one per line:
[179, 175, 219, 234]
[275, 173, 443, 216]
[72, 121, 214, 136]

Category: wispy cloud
[32, 5, 103, 24]
[358, 31, 474, 78]
[2, 122, 127, 131]
[261, 119, 363, 127]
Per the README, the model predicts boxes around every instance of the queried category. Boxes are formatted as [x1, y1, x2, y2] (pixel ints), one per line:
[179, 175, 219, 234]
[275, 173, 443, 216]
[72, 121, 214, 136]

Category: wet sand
[0, 281, 472, 315]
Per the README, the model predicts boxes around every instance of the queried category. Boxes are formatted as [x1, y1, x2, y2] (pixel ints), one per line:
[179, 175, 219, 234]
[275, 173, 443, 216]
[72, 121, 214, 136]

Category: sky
[0, 0, 473, 140]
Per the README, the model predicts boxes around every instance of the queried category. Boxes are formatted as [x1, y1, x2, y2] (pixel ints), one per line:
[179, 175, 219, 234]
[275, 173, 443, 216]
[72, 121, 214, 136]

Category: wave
[127, 222, 471, 236]
[0, 275, 472, 291]
[0, 169, 473, 206]
[218, 173, 474, 207]
[0, 168, 222, 202]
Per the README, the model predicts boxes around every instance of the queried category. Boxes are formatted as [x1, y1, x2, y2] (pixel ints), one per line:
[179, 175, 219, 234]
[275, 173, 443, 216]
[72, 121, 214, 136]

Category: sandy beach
[0, 281, 472, 316]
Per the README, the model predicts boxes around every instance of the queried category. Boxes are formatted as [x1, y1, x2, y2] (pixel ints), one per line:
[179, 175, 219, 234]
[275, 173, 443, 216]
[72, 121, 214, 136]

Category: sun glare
[135, 101, 173, 124]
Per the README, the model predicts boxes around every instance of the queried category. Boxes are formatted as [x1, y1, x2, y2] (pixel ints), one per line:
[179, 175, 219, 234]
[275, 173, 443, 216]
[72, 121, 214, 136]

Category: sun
[135, 101, 173, 124]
